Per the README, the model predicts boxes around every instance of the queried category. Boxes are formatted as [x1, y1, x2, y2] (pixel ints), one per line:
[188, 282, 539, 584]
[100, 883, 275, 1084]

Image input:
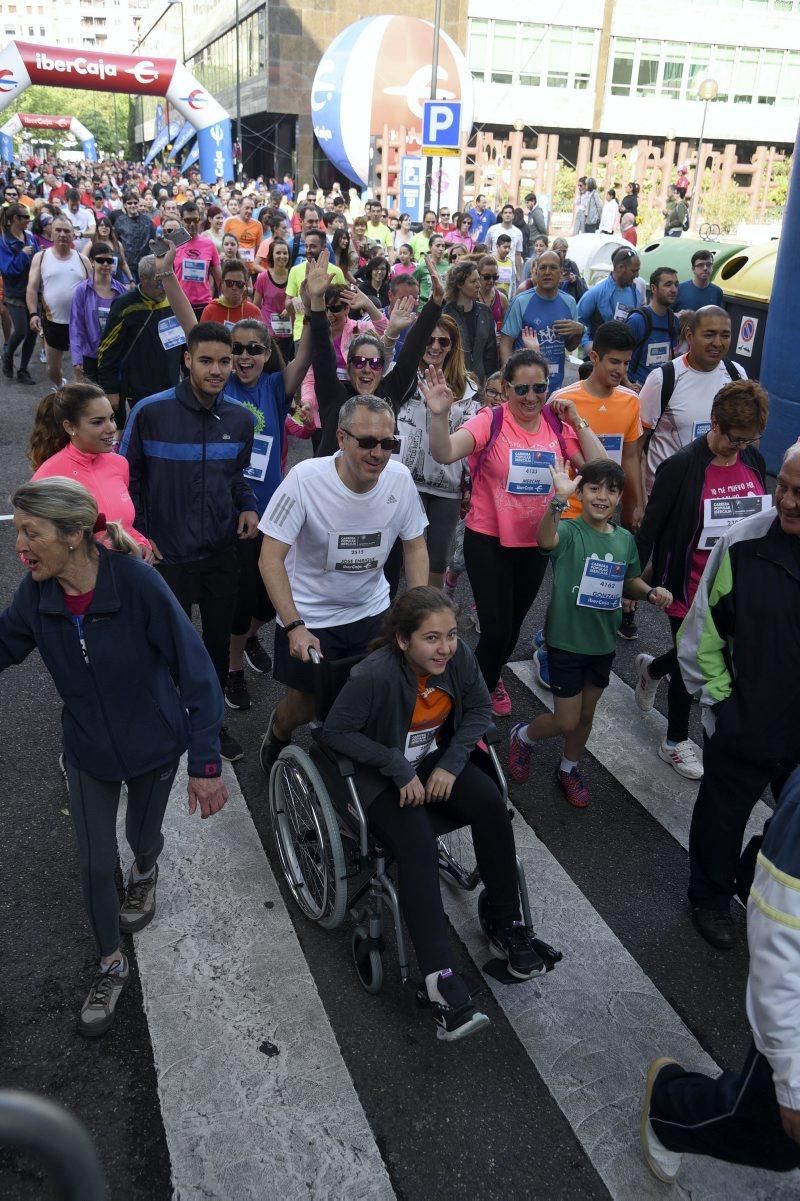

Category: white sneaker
[640, 1058, 684, 1183]
[634, 653, 659, 713]
[659, 739, 703, 780]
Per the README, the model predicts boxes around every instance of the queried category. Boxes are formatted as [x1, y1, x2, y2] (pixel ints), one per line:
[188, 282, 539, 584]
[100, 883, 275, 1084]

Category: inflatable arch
[0, 40, 233, 183]
[0, 112, 97, 161]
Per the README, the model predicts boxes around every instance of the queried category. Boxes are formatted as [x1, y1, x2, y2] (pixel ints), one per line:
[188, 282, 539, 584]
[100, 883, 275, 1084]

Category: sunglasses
[184, 216, 201, 224]
[349, 355, 383, 370]
[481, 272, 498, 281]
[17, 213, 30, 221]
[512, 383, 548, 396]
[93, 256, 113, 264]
[232, 341, 268, 356]
[223, 278, 246, 288]
[427, 335, 451, 348]
[339, 429, 400, 453]
[327, 301, 348, 313]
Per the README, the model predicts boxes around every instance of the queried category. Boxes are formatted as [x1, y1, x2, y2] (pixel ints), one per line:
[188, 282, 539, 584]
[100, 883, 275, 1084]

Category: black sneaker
[428, 970, 490, 1042]
[617, 610, 638, 640]
[486, 918, 546, 979]
[220, 725, 244, 762]
[2, 355, 12, 379]
[224, 669, 251, 710]
[16, 368, 36, 385]
[259, 708, 289, 774]
[119, 864, 158, 934]
[244, 635, 272, 674]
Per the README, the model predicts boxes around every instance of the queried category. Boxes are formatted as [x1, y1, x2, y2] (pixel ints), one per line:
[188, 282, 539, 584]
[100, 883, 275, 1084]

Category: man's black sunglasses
[339, 429, 400, 452]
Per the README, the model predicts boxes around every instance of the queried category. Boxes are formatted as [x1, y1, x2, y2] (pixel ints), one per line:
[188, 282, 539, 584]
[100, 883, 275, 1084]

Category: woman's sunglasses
[349, 355, 383, 370]
[232, 341, 268, 356]
[327, 301, 348, 313]
[93, 256, 114, 265]
[511, 382, 548, 396]
[427, 335, 451, 348]
[481, 272, 499, 282]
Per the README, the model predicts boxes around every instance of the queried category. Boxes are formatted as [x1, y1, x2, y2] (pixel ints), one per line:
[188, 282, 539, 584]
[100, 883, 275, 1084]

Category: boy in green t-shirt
[509, 458, 672, 807]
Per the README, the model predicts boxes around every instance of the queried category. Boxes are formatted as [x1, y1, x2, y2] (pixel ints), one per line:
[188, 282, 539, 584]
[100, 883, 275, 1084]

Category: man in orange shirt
[223, 195, 264, 274]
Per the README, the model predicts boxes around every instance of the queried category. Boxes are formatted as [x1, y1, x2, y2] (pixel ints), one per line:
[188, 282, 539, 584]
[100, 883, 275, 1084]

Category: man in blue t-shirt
[676, 250, 725, 312]
[467, 193, 495, 244]
[577, 246, 645, 341]
[500, 250, 584, 392]
[625, 267, 681, 388]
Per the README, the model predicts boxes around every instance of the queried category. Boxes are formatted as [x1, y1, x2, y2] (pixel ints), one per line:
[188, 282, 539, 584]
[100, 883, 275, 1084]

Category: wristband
[646, 588, 657, 604]
[284, 618, 306, 634]
[549, 498, 568, 513]
[155, 269, 175, 280]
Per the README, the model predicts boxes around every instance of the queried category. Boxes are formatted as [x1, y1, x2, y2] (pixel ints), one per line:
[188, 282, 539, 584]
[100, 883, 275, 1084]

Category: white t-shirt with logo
[640, 355, 746, 492]
[485, 223, 523, 260]
[259, 455, 428, 628]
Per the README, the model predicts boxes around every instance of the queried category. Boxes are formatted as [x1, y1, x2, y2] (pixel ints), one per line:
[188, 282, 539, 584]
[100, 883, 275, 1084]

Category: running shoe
[617, 610, 638, 640]
[443, 567, 459, 599]
[658, 740, 703, 780]
[39, 346, 47, 363]
[508, 723, 533, 784]
[220, 725, 244, 762]
[428, 970, 490, 1042]
[466, 603, 481, 633]
[244, 635, 272, 674]
[491, 679, 511, 717]
[259, 708, 289, 774]
[533, 645, 551, 691]
[119, 864, 158, 935]
[533, 628, 546, 650]
[78, 956, 129, 1038]
[2, 354, 12, 379]
[634, 653, 659, 713]
[224, 669, 251, 710]
[640, 1059, 684, 1183]
[556, 766, 590, 808]
[485, 919, 545, 979]
[17, 369, 36, 385]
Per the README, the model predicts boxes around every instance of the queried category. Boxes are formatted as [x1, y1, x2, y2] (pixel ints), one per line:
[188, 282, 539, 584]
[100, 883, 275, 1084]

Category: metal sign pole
[424, 0, 442, 213]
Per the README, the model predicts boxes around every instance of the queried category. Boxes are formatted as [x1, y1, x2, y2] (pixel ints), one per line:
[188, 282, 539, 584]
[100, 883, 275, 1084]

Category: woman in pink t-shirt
[423, 348, 605, 715]
[633, 380, 768, 779]
[253, 236, 291, 358]
[29, 382, 151, 556]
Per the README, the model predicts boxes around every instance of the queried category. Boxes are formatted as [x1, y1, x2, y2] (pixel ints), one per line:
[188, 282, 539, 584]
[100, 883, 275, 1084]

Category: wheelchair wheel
[437, 828, 480, 890]
[269, 746, 348, 930]
[352, 927, 383, 994]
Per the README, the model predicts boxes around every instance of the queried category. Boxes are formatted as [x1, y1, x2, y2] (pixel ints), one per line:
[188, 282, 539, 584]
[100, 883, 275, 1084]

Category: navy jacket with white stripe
[119, 378, 257, 565]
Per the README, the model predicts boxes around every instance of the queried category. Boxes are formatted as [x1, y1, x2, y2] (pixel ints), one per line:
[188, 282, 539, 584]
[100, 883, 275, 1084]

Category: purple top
[69, 276, 127, 365]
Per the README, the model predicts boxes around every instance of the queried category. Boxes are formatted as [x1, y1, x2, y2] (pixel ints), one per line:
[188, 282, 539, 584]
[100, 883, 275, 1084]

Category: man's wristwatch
[284, 619, 306, 634]
[646, 589, 657, 604]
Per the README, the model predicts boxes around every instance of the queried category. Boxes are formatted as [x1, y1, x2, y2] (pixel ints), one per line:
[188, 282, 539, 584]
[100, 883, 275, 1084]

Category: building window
[573, 28, 594, 90]
[733, 47, 758, 102]
[636, 40, 660, 96]
[710, 45, 735, 102]
[468, 18, 488, 79]
[491, 21, 515, 85]
[546, 27, 571, 88]
[778, 49, 800, 102]
[757, 48, 782, 103]
[517, 24, 545, 88]
[610, 39, 635, 95]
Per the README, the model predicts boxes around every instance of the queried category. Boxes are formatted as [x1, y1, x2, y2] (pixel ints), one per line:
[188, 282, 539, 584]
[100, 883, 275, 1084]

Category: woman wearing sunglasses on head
[69, 242, 127, 383]
[222, 316, 313, 711]
[427, 349, 605, 716]
[396, 315, 480, 588]
[304, 251, 446, 458]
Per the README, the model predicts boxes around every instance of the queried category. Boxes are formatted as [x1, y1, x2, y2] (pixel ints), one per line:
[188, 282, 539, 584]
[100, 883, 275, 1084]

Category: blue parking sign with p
[422, 100, 461, 150]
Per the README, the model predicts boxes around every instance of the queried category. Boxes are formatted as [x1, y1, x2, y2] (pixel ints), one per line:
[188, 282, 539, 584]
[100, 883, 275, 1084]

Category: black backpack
[627, 306, 680, 376]
[652, 357, 741, 433]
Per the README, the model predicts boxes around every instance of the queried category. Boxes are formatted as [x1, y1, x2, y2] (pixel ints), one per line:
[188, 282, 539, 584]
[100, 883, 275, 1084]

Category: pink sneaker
[491, 679, 511, 716]
[556, 766, 590, 808]
[508, 724, 533, 783]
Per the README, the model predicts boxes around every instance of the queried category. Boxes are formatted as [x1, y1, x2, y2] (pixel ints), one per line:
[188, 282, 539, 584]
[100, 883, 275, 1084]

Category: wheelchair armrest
[483, 722, 502, 748]
[310, 726, 356, 778]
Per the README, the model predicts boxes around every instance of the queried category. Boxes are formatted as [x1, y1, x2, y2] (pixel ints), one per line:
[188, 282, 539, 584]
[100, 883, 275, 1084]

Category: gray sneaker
[78, 956, 129, 1038]
[119, 864, 158, 934]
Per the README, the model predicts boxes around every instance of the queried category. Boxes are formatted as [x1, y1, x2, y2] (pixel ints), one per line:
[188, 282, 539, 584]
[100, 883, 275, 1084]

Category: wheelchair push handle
[308, 647, 322, 666]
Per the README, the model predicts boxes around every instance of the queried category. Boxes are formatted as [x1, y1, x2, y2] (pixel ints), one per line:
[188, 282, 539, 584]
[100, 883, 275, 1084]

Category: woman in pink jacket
[29, 382, 151, 558]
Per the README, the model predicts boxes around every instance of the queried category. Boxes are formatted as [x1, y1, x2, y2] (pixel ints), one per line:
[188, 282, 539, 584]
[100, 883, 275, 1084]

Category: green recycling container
[637, 236, 747, 283]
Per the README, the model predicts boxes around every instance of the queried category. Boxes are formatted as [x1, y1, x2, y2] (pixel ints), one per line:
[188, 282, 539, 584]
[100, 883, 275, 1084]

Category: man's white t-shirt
[640, 355, 746, 492]
[485, 223, 523, 260]
[259, 455, 428, 628]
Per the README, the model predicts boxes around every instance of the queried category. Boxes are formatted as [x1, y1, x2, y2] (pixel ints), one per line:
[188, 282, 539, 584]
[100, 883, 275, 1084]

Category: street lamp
[167, 0, 185, 65]
[689, 78, 718, 230]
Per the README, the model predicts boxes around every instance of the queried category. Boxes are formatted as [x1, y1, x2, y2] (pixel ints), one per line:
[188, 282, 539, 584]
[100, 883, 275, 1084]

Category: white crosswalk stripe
[117, 666, 799, 1200]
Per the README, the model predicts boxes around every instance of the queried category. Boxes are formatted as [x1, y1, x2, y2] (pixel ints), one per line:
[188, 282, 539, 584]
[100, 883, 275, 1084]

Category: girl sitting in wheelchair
[322, 586, 545, 1042]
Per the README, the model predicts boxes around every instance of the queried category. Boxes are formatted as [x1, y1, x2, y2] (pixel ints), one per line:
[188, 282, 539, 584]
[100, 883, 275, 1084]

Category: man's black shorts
[41, 316, 70, 351]
[273, 610, 387, 695]
[548, 645, 615, 698]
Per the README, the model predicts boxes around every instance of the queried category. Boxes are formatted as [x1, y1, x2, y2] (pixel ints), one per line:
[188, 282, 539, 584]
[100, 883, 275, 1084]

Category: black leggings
[158, 548, 239, 692]
[367, 752, 520, 976]
[463, 527, 549, 691]
[4, 301, 36, 371]
[66, 759, 178, 956]
[648, 615, 693, 743]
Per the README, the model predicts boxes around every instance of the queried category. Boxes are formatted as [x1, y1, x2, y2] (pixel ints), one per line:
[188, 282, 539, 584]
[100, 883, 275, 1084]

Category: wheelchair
[268, 650, 561, 994]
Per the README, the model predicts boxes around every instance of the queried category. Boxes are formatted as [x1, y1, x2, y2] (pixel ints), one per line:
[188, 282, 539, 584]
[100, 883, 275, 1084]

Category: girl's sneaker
[427, 970, 490, 1042]
[491, 679, 511, 716]
[509, 723, 533, 784]
[443, 567, 459, 599]
[533, 645, 551, 690]
[635, 653, 659, 713]
[556, 765, 590, 808]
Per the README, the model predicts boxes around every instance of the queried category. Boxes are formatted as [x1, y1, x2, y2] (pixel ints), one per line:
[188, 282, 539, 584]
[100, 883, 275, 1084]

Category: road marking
[117, 760, 394, 1201]
[441, 812, 800, 1200]
[508, 660, 771, 852]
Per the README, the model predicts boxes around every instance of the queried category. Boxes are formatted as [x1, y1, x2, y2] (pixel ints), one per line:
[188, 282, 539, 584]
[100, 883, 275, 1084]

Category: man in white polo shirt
[257, 393, 429, 770]
[639, 306, 745, 493]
